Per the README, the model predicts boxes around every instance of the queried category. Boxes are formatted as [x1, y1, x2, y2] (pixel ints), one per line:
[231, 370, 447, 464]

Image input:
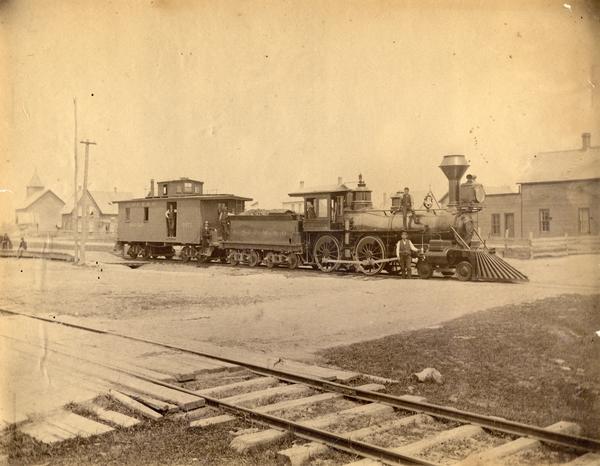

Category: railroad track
[2, 308, 599, 465]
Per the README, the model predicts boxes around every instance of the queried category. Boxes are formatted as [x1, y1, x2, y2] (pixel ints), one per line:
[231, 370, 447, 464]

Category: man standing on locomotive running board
[396, 230, 418, 279]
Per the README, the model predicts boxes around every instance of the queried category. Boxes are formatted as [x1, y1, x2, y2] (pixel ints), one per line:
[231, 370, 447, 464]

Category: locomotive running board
[470, 250, 529, 283]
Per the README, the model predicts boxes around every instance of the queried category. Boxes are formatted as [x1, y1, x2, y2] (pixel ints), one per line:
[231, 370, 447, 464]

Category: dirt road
[1, 254, 597, 361]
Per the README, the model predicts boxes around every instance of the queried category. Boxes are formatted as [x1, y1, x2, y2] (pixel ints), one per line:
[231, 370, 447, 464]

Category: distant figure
[396, 230, 418, 279]
[400, 187, 414, 229]
[1, 233, 12, 250]
[306, 201, 316, 219]
[17, 237, 27, 258]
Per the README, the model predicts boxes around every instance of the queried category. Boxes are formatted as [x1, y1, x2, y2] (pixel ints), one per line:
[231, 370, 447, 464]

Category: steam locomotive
[115, 156, 528, 282]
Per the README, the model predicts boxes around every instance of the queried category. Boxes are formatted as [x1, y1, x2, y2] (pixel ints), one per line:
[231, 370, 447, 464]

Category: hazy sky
[1, 0, 599, 218]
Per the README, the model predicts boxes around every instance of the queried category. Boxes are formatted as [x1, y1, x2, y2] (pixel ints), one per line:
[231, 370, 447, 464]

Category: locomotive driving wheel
[354, 236, 386, 276]
[313, 235, 341, 272]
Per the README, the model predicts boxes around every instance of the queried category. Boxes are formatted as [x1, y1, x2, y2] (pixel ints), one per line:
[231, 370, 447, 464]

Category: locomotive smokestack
[439, 155, 469, 206]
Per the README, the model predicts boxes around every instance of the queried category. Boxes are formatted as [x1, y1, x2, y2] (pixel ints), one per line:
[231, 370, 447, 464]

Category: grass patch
[318, 294, 600, 438]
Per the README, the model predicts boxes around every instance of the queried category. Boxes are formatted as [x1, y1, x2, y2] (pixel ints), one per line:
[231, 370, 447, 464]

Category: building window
[491, 214, 501, 236]
[162, 184, 168, 195]
[194, 185, 200, 193]
[184, 182, 193, 193]
[504, 213, 515, 238]
[125, 207, 130, 221]
[578, 208, 590, 234]
[539, 209, 551, 232]
[144, 207, 149, 222]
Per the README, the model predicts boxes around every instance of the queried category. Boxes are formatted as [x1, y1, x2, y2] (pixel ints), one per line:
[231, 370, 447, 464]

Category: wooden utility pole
[73, 98, 80, 263]
[79, 139, 97, 264]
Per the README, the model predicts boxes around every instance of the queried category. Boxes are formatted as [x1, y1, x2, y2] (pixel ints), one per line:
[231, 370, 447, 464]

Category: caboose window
[144, 207, 149, 222]
[539, 209, 550, 232]
[184, 182, 193, 193]
[491, 214, 500, 236]
[125, 207, 130, 221]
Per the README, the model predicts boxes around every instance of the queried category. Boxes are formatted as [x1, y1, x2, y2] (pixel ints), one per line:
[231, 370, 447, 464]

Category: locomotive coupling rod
[323, 257, 398, 265]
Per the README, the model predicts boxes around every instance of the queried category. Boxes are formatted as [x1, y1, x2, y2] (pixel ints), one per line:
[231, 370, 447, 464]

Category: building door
[504, 213, 515, 238]
[578, 208, 590, 234]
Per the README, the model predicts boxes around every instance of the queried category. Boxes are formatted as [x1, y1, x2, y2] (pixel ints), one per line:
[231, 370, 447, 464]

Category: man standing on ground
[17, 237, 27, 258]
[396, 230, 418, 279]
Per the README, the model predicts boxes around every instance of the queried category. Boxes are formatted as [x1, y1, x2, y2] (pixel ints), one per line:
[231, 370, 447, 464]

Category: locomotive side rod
[322, 257, 399, 265]
[3, 307, 599, 454]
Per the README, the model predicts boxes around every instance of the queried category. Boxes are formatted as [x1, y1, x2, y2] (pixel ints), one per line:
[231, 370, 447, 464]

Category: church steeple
[26, 170, 44, 197]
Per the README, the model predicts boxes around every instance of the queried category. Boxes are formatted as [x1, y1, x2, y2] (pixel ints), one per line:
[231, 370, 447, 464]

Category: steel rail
[3, 307, 599, 453]
[0, 329, 435, 466]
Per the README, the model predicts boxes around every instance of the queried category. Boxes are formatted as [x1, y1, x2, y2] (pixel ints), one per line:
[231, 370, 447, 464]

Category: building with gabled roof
[15, 172, 65, 233]
[478, 133, 600, 239]
[61, 188, 133, 236]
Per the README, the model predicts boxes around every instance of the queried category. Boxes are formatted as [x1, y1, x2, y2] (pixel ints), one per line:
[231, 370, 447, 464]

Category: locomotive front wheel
[287, 253, 299, 269]
[455, 261, 473, 281]
[248, 250, 260, 267]
[313, 235, 341, 272]
[417, 261, 433, 279]
[355, 236, 386, 276]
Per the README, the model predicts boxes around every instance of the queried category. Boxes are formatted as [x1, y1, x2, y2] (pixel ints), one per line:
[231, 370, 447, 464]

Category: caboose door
[166, 201, 177, 238]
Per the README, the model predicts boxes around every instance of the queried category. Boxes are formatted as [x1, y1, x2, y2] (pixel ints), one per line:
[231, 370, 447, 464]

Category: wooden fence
[497, 233, 600, 259]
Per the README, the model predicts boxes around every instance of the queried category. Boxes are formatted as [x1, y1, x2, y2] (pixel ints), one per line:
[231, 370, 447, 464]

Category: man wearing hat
[400, 187, 414, 229]
[396, 230, 418, 279]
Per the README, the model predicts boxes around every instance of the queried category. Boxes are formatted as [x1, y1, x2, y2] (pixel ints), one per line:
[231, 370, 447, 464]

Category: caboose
[115, 178, 251, 261]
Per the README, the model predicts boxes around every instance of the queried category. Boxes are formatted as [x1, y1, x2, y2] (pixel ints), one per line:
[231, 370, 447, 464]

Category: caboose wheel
[287, 253, 299, 269]
[248, 250, 260, 267]
[456, 261, 473, 281]
[181, 245, 193, 262]
[355, 236, 386, 276]
[313, 235, 341, 272]
[417, 261, 433, 279]
[140, 246, 151, 260]
[127, 245, 139, 259]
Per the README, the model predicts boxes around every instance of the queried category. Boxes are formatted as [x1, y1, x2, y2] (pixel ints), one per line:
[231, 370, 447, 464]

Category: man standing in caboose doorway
[400, 187, 414, 229]
[396, 230, 418, 279]
[165, 206, 176, 237]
